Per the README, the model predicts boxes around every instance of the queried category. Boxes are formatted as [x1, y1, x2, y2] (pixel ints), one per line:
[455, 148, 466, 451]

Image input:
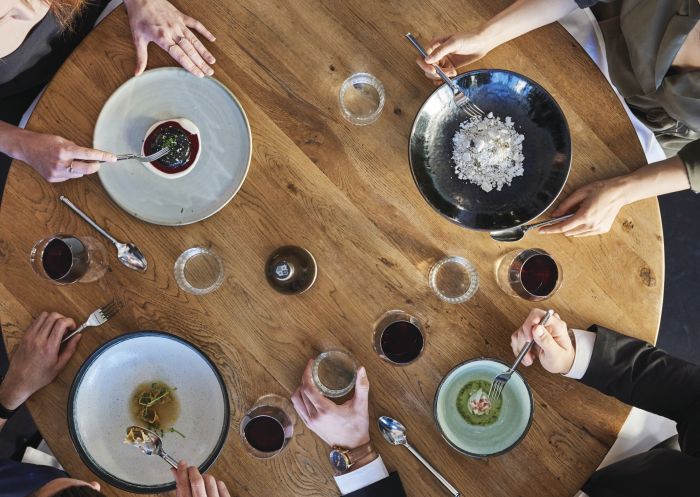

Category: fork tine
[100, 300, 119, 319]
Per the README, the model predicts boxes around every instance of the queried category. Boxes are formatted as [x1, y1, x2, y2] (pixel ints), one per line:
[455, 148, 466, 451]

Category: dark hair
[53, 486, 106, 497]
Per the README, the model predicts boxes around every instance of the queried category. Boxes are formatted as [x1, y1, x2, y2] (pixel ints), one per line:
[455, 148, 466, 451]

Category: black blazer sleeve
[580, 326, 700, 496]
[344, 472, 405, 497]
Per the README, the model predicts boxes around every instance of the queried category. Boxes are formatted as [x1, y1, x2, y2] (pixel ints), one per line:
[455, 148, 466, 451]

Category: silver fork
[405, 33, 485, 118]
[61, 301, 120, 343]
[113, 146, 170, 163]
[488, 309, 555, 403]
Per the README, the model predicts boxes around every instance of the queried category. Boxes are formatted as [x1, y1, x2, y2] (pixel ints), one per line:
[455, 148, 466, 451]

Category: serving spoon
[489, 213, 575, 242]
[378, 416, 460, 497]
[124, 426, 178, 468]
[59, 196, 148, 272]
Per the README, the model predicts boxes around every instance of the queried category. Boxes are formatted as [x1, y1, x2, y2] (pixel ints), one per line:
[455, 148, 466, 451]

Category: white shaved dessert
[451, 112, 525, 192]
[141, 117, 201, 179]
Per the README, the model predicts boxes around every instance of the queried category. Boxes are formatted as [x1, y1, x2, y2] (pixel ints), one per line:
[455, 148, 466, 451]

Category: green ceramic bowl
[434, 358, 533, 458]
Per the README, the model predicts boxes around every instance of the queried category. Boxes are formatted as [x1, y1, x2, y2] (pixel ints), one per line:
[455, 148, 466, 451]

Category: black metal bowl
[409, 69, 571, 231]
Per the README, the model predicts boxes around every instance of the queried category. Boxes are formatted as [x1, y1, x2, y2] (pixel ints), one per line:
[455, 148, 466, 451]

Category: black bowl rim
[408, 68, 572, 231]
[67, 330, 231, 493]
[432, 357, 535, 458]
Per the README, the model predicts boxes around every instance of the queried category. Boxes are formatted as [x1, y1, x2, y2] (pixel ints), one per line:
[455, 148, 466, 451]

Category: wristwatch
[329, 442, 377, 474]
[0, 377, 18, 420]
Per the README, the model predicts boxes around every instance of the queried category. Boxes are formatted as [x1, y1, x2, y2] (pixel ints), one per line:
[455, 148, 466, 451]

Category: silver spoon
[378, 416, 460, 497]
[490, 213, 575, 242]
[124, 426, 178, 468]
[59, 196, 148, 272]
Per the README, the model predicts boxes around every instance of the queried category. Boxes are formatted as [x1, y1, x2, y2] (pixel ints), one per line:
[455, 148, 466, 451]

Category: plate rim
[67, 330, 231, 493]
[408, 68, 572, 232]
[95, 67, 253, 226]
[432, 357, 534, 459]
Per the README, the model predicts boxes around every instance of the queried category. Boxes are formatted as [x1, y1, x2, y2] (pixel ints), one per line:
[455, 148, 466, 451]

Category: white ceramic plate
[434, 358, 533, 458]
[94, 68, 252, 225]
[68, 332, 230, 493]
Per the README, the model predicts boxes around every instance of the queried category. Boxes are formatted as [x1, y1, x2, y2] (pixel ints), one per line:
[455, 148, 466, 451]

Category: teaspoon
[59, 196, 148, 272]
[490, 213, 575, 242]
[124, 426, 178, 468]
[378, 415, 460, 497]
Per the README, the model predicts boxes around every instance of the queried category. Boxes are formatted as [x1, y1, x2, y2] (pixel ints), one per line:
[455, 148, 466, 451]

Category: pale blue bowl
[434, 358, 533, 458]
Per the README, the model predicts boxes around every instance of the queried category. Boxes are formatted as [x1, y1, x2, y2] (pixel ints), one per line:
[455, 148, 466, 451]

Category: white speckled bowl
[434, 358, 533, 458]
[68, 332, 229, 493]
[94, 67, 251, 225]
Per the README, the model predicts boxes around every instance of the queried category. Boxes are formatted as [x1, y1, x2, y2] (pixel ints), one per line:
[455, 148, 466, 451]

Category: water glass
[429, 256, 479, 304]
[339, 73, 385, 125]
[174, 247, 225, 295]
[312, 350, 357, 398]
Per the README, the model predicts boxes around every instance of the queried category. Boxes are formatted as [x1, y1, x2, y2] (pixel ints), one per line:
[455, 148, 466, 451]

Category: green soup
[456, 379, 502, 426]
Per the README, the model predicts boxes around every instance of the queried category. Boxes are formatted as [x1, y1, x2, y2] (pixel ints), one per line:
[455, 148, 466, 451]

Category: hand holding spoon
[59, 196, 148, 272]
[124, 426, 178, 468]
[378, 416, 460, 497]
[490, 214, 575, 242]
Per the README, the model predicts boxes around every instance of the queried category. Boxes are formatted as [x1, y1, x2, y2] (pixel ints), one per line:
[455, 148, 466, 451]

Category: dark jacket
[581, 326, 700, 497]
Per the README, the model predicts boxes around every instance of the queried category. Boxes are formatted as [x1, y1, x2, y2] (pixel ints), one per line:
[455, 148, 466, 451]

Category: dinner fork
[61, 301, 120, 343]
[488, 309, 555, 403]
[111, 146, 170, 163]
[405, 33, 484, 118]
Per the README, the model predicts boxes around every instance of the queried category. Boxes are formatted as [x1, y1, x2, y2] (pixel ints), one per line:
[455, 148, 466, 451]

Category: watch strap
[0, 377, 18, 420]
[345, 442, 374, 465]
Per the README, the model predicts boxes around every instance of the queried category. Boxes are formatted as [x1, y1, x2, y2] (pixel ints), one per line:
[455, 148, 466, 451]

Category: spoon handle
[160, 451, 179, 469]
[404, 442, 460, 497]
[507, 309, 554, 374]
[59, 196, 119, 246]
[527, 213, 575, 231]
[405, 33, 458, 92]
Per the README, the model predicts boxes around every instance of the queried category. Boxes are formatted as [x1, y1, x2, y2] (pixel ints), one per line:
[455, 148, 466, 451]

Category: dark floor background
[0, 190, 698, 460]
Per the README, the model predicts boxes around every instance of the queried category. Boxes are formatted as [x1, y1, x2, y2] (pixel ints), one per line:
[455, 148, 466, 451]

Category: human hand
[415, 32, 492, 82]
[510, 308, 575, 374]
[124, 0, 216, 77]
[0, 312, 80, 410]
[14, 130, 116, 182]
[172, 462, 232, 497]
[291, 359, 370, 449]
[538, 176, 631, 237]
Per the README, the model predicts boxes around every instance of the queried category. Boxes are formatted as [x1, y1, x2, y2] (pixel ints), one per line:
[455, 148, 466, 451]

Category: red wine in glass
[378, 319, 424, 364]
[243, 415, 286, 453]
[40, 237, 89, 283]
[520, 254, 559, 297]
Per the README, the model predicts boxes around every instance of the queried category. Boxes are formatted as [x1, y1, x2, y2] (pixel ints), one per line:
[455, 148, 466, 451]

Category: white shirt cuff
[334, 456, 390, 495]
[563, 329, 597, 380]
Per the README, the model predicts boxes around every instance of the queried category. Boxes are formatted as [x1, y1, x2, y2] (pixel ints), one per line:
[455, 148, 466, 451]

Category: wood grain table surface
[0, 1, 664, 496]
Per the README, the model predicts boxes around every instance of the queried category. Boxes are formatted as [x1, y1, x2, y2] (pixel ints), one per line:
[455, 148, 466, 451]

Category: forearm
[0, 379, 28, 434]
[580, 326, 700, 425]
[478, 0, 580, 50]
[0, 120, 25, 160]
[617, 155, 691, 203]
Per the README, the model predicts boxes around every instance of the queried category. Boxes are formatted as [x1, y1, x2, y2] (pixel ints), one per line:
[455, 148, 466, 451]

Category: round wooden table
[0, 2, 664, 496]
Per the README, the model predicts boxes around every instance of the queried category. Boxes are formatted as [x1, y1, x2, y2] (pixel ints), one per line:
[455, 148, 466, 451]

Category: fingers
[173, 461, 192, 497]
[177, 36, 214, 76]
[134, 36, 149, 76]
[510, 328, 536, 366]
[425, 35, 458, 64]
[532, 324, 560, 359]
[67, 146, 117, 163]
[538, 211, 586, 235]
[26, 312, 49, 338]
[291, 387, 311, 426]
[66, 160, 101, 175]
[188, 466, 207, 497]
[185, 29, 216, 65]
[351, 366, 370, 410]
[301, 359, 333, 412]
[57, 334, 81, 370]
[49, 316, 76, 347]
[299, 388, 319, 420]
[217, 481, 231, 497]
[552, 187, 591, 217]
[521, 308, 548, 340]
[37, 312, 62, 340]
[425, 35, 452, 57]
[184, 16, 216, 42]
[168, 43, 206, 78]
[203, 475, 219, 497]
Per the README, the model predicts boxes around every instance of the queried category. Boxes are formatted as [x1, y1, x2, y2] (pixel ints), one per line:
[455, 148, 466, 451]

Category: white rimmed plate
[68, 331, 230, 493]
[94, 68, 252, 225]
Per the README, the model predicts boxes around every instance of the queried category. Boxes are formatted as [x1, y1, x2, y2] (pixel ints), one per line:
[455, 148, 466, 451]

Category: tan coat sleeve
[678, 138, 700, 193]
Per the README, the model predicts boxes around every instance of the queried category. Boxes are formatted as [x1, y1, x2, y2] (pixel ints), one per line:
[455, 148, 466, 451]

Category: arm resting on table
[678, 138, 700, 193]
[580, 326, 700, 455]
